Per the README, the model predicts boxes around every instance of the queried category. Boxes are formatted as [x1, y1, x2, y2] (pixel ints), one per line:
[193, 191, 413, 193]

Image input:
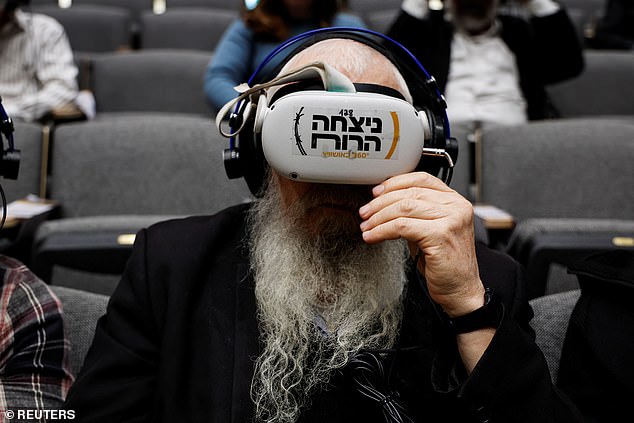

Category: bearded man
[387, 0, 584, 126]
[64, 33, 582, 422]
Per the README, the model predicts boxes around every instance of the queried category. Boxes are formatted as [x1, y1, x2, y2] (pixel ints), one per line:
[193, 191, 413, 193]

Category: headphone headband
[248, 27, 449, 132]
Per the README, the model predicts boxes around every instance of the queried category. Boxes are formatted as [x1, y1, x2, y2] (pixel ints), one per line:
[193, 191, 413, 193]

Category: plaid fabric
[0, 255, 72, 415]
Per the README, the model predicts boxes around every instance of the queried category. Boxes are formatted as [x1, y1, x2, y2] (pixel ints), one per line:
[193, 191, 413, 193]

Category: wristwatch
[448, 288, 502, 334]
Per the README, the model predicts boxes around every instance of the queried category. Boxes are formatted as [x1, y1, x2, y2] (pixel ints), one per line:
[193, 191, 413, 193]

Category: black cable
[348, 350, 416, 423]
[0, 97, 12, 230]
[0, 184, 7, 231]
[346, 250, 445, 423]
[444, 165, 453, 186]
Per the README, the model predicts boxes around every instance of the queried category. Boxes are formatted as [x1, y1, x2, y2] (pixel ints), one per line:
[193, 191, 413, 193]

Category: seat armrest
[31, 215, 180, 282]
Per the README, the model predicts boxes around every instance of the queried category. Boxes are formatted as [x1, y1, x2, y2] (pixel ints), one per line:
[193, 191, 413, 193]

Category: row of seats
[32, 5, 239, 52]
[64, 48, 634, 122]
[29, 0, 403, 14]
[30, 0, 607, 53]
[4, 114, 633, 297]
[29, 1, 402, 53]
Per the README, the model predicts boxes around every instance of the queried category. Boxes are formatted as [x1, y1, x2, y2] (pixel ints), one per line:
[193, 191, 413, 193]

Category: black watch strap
[448, 287, 502, 334]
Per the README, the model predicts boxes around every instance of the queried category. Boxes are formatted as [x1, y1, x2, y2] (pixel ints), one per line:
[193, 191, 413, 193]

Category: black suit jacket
[387, 9, 584, 120]
[64, 204, 582, 422]
[557, 251, 634, 423]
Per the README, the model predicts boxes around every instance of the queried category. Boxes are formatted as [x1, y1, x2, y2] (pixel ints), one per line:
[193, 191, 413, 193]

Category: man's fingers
[360, 197, 445, 233]
[361, 216, 431, 245]
[374, 172, 453, 197]
[359, 187, 444, 220]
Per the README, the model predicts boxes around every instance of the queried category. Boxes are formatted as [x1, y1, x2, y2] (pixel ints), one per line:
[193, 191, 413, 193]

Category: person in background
[204, 0, 365, 112]
[0, 0, 83, 122]
[592, 0, 634, 50]
[387, 0, 584, 127]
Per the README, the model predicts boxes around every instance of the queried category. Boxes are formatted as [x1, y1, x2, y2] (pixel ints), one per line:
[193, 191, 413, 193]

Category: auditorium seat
[31, 5, 133, 53]
[89, 49, 213, 116]
[477, 118, 634, 297]
[547, 50, 634, 118]
[478, 118, 634, 222]
[139, 7, 238, 51]
[31, 114, 252, 292]
[46, 114, 250, 217]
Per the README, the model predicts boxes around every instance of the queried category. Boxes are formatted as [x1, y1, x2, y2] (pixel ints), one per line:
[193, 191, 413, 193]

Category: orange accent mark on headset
[384, 112, 400, 160]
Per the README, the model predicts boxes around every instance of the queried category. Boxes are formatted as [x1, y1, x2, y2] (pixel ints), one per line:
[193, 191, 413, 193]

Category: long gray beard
[248, 179, 409, 423]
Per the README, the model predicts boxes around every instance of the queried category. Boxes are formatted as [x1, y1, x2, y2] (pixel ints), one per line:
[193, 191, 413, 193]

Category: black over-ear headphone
[0, 97, 20, 181]
[0, 96, 21, 230]
[222, 27, 458, 196]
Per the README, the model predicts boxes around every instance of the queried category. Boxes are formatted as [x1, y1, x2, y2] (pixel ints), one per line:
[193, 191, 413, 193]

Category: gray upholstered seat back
[90, 50, 213, 116]
[49, 113, 252, 217]
[140, 8, 237, 51]
[547, 50, 634, 118]
[478, 118, 634, 222]
[31, 5, 133, 53]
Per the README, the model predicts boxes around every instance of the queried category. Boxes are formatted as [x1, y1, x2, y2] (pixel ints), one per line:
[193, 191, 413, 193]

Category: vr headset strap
[216, 62, 355, 138]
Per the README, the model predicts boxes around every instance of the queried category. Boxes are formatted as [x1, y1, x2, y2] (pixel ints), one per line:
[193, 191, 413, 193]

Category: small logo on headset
[293, 107, 400, 160]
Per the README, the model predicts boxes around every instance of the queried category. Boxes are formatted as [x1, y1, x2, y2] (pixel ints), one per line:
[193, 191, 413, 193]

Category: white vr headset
[216, 62, 454, 185]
